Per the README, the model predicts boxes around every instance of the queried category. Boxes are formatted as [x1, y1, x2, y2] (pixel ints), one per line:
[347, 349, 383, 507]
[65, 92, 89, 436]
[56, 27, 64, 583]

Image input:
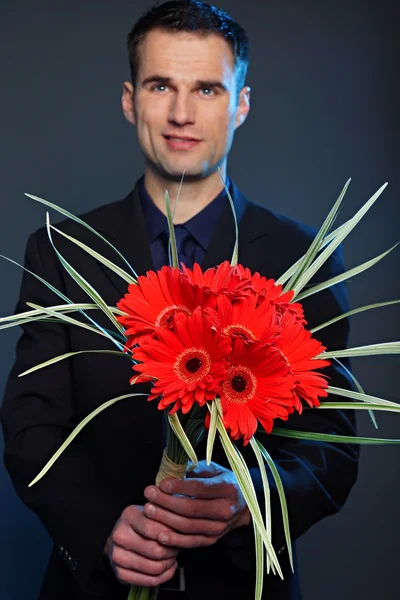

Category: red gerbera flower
[275, 312, 331, 413]
[181, 261, 254, 308]
[116, 266, 204, 348]
[217, 339, 295, 444]
[211, 294, 280, 345]
[234, 266, 306, 323]
[131, 308, 231, 414]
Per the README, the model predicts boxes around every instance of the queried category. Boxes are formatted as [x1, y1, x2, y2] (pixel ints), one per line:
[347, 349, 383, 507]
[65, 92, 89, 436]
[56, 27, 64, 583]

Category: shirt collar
[138, 176, 234, 251]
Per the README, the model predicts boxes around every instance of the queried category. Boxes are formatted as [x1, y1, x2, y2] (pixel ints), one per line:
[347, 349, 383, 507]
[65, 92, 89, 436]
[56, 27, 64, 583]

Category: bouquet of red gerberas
[117, 261, 327, 445]
[1, 175, 399, 600]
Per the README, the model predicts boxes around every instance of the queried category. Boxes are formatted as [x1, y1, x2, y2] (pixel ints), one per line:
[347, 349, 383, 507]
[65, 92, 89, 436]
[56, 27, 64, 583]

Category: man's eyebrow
[197, 79, 228, 92]
[141, 75, 172, 86]
[141, 75, 227, 91]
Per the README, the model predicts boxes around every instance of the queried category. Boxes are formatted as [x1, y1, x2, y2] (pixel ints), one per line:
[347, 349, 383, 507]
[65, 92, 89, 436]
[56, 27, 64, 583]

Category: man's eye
[200, 87, 215, 96]
[153, 84, 168, 92]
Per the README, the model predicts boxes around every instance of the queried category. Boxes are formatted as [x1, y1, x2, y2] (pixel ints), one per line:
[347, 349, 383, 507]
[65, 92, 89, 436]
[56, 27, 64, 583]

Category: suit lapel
[202, 180, 270, 274]
[202, 202, 237, 270]
[87, 184, 154, 299]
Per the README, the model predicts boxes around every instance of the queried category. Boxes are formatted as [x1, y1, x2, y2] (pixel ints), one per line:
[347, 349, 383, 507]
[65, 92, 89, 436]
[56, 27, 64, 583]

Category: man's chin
[152, 160, 223, 183]
[155, 164, 209, 182]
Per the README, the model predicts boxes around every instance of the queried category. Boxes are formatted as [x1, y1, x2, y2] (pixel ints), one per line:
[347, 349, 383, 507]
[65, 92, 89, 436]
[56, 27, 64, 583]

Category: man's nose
[168, 91, 195, 125]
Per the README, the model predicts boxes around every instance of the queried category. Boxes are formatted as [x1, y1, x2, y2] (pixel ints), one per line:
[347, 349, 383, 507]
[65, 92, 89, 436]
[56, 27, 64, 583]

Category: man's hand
[104, 505, 179, 587]
[142, 461, 251, 549]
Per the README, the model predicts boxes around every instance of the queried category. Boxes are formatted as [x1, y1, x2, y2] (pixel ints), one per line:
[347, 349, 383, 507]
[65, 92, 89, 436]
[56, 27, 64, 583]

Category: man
[1, 1, 358, 599]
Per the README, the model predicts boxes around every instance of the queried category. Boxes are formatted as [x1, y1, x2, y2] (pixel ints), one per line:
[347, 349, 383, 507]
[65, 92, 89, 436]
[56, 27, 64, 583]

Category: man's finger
[157, 529, 218, 549]
[113, 532, 178, 561]
[112, 545, 177, 575]
[112, 513, 178, 551]
[156, 476, 231, 499]
[143, 502, 229, 536]
[132, 515, 179, 543]
[113, 562, 178, 588]
[144, 488, 234, 521]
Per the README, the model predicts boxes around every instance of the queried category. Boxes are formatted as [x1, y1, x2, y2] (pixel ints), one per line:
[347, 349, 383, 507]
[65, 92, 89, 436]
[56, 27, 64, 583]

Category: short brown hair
[127, 0, 249, 94]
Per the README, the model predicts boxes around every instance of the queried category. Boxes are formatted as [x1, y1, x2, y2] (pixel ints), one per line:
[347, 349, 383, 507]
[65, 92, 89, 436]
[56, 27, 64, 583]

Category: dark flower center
[222, 365, 257, 404]
[174, 347, 212, 384]
[155, 304, 191, 328]
[186, 357, 202, 373]
[231, 375, 247, 392]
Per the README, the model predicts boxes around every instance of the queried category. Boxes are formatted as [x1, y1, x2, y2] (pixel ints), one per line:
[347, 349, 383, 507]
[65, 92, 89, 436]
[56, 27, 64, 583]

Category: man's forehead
[137, 28, 235, 81]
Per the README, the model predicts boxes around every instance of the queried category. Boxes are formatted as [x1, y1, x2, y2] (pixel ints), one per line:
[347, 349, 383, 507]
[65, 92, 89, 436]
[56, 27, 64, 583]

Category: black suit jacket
[1, 180, 359, 599]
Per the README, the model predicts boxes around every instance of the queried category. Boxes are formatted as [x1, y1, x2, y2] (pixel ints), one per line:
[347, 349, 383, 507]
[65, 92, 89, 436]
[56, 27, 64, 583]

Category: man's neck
[143, 165, 228, 224]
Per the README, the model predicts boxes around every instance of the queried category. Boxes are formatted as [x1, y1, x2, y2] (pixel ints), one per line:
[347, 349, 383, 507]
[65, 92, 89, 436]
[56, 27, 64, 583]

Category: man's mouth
[163, 135, 202, 150]
[164, 135, 200, 141]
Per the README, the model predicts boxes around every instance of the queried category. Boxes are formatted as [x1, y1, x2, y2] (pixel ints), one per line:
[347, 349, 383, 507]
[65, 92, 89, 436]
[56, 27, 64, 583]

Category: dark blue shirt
[138, 175, 238, 271]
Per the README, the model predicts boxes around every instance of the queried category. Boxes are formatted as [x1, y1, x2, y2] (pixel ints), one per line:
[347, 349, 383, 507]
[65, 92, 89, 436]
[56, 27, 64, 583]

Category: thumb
[187, 460, 227, 479]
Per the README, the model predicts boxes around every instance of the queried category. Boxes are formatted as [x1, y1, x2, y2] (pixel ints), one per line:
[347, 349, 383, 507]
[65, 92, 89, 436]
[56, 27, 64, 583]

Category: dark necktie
[160, 225, 197, 446]
[161, 225, 197, 269]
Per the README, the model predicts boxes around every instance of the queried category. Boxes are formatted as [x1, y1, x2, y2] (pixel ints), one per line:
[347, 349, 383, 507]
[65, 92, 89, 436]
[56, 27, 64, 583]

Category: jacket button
[71, 559, 77, 571]
[58, 545, 64, 556]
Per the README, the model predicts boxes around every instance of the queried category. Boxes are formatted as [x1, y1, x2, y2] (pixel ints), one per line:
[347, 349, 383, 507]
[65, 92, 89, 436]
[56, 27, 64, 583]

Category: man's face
[122, 29, 250, 181]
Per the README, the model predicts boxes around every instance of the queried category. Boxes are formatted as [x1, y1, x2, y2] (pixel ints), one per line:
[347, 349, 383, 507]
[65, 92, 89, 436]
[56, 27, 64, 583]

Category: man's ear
[121, 81, 136, 125]
[234, 85, 251, 130]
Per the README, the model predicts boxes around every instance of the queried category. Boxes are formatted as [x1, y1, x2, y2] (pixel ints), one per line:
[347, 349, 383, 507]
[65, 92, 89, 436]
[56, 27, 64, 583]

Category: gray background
[0, 1, 398, 598]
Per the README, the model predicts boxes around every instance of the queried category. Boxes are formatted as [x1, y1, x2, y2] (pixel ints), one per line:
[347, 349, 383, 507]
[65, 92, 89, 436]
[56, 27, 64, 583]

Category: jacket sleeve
[0, 230, 124, 594]
[220, 245, 359, 570]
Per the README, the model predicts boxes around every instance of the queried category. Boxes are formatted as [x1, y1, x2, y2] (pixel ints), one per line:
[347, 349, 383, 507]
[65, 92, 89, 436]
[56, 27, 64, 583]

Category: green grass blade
[167, 172, 186, 267]
[0, 303, 125, 324]
[253, 522, 264, 600]
[296, 243, 399, 302]
[0, 254, 76, 308]
[127, 584, 149, 600]
[255, 440, 294, 572]
[310, 300, 400, 334]
[167, 413, 198, 466]
[291, 182, 388, 298]
[319, 342, 400, 359]
[206, 401, 219, 465]
[0, 253, 125, 350]
[50, 224, 137, 285]
[45, 213, 125, 337]
[0, 257, 122, 332]
[165, 191, 179, 268]
[0, 316, 53, 331]
[172, 171, 185, 220]
[216, 415, 283, 578]
[127, 585, 151, 600]
[332, 357, 377, 429]
[26, 302, 121, 347]
[276, 221, 349, 287]
[25, 192, 138, 278]
[275, 256, 303, 287]
[327, 385, 400, 408]
[283, 179, 351, 292]
[316, 402, 400, 412]
[250, 437, 272, 574]
[0, 302, 126, 329]
[149, 586, 159, 600]
[29, 393, 148, 486]
[19, 349, 131, 377]
[218, 167, 238, 267]
[0, 306, 126, 336]
[270, 427, 400, 445]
